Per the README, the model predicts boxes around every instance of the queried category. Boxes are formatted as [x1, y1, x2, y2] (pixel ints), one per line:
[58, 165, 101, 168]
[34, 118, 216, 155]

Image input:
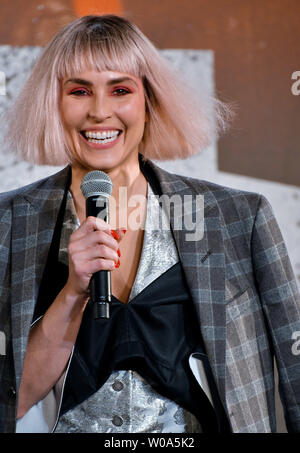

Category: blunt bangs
[56, 19, 146, 82]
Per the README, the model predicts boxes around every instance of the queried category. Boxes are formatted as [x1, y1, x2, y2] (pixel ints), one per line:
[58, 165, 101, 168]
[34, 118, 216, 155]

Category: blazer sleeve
[251, 194, 300, 432]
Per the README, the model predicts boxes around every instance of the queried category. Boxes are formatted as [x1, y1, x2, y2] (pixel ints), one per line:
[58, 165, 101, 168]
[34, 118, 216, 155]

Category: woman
[0, 15, 299, 434]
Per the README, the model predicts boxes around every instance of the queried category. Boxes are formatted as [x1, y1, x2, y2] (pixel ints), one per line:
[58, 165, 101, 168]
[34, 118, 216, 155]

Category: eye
[112, 87, 131, 96]
[68, 88, 90, 96]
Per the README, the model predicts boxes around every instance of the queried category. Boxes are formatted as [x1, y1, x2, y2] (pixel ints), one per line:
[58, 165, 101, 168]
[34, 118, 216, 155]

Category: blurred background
[0, 0, 299, 433]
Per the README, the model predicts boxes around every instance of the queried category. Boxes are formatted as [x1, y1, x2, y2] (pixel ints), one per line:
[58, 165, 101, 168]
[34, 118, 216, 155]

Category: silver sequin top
[54, 183, 202, 433]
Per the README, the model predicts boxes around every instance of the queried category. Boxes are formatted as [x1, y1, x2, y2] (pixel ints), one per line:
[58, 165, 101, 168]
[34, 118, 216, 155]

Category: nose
[87, 93, 112, 122]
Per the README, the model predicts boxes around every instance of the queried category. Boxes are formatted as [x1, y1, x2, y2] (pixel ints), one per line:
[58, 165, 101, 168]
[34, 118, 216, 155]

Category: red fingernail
[117, 249, 120, 257]
[115, 259, 120, 268]
[111, 230, 119, 240]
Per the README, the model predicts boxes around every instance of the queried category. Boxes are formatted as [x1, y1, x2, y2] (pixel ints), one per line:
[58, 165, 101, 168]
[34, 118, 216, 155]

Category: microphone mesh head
[80, 171, 113, 199]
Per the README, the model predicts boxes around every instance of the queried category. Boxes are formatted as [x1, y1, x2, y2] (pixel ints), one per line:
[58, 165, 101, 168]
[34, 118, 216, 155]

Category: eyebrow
[64, 77, 138, 87]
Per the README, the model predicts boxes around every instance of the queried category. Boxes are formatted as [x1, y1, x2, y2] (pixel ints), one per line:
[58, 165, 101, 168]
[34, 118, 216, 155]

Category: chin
[73, 146, 138, 173]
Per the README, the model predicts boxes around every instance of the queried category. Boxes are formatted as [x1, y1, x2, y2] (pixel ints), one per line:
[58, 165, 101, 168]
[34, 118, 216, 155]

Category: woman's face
[60, 69, 146, 174]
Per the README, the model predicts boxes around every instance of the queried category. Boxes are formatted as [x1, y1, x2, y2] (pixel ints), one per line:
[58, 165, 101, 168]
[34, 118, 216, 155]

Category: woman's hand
[65, 216, 126, 298]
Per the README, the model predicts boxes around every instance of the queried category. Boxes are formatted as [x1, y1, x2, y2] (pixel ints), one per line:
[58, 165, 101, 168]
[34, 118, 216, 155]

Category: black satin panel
[60, 259, 231, 432]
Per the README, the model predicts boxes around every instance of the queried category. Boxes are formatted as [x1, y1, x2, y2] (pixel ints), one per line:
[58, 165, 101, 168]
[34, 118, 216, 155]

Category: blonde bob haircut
[4, 15, 230, 166]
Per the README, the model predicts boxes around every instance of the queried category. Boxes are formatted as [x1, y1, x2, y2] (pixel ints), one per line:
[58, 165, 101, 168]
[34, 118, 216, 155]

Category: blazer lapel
[146, 159, 226, 400]
[174, 204, 226, 399]
[10, 166, 70, 390]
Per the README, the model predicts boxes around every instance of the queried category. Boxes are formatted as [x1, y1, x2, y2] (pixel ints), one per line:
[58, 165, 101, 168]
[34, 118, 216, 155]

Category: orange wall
[0, 0, 299, 186]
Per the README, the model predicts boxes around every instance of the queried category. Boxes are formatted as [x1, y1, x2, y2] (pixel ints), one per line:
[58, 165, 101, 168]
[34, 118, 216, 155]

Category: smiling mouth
[80, 130, 122, 145]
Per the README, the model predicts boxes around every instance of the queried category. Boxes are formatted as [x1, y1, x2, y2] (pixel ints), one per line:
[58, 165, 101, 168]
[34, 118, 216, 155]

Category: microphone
[80, 171, 113, 319]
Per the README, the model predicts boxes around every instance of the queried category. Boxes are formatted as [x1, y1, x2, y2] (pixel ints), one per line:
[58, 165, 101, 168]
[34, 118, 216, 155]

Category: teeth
[85, 130, 119, 139]
[87, 136, 118, 144]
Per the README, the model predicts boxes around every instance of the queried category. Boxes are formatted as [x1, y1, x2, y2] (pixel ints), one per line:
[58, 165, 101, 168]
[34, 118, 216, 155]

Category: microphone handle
[86, 195, 111, 319]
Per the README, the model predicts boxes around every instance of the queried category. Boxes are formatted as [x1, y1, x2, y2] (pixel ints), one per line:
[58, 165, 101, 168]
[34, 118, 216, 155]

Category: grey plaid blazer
[0, 159, 300, 433]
